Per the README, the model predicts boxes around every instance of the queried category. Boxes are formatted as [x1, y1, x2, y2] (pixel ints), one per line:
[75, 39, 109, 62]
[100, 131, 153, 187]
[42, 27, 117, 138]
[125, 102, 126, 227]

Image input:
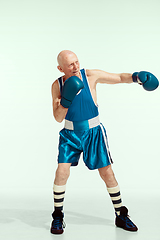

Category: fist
[132, 71, 159, 91]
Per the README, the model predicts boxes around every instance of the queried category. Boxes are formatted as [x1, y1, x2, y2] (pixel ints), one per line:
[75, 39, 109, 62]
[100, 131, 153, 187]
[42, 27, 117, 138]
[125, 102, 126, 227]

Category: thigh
[58, 129, 82, 166]
[82, 125, 111, 170]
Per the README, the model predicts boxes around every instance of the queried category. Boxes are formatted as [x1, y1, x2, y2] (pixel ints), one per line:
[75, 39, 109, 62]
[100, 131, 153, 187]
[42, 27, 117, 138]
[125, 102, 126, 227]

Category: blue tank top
[58, 69, 99, 121]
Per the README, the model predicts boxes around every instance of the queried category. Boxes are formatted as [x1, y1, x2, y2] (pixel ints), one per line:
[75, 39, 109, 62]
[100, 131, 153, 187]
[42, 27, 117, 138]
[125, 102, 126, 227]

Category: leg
[54, 163, 71, 186]
[53, 163, 71, 211]
[51, 163, 71, 235]
[98, 165, 138, 231]
[98, 165, 122, 215]
[98, 165, 118, 188]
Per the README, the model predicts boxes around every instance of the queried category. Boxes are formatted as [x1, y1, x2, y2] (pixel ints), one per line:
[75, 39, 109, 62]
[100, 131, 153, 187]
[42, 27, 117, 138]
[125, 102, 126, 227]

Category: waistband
[64, 116, 100, 131]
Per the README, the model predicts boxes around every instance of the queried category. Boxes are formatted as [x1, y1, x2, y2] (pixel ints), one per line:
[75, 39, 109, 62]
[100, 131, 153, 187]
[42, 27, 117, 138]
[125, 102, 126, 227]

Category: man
[50, 50, 159, 234]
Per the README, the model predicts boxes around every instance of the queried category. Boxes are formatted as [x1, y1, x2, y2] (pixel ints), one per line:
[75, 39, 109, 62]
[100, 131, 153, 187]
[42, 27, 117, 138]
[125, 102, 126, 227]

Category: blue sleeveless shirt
[58, 69, 99, 121]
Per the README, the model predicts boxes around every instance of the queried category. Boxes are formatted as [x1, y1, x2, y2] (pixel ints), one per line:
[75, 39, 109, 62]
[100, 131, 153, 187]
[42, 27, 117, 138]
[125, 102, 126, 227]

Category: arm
[86, 69, 133, 84]
[51, 76, 84, 122]
[51, 81, 68, 123]
[132, 71, 159, 91]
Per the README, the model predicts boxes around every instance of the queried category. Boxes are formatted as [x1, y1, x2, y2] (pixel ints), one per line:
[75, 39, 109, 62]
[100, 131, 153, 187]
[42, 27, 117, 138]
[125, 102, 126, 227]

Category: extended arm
[86, 69, 133, 84]
[86, 69, 159, 91]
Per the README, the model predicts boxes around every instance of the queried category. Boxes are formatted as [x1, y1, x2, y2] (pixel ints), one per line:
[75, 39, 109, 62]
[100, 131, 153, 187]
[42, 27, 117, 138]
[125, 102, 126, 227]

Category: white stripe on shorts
[99, 123, 113, 164]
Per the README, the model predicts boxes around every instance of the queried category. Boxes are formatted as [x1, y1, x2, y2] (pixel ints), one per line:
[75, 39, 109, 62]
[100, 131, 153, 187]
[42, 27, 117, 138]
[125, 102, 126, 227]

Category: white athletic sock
[107, 185, 122, 216]
[53, 184, 66, 211]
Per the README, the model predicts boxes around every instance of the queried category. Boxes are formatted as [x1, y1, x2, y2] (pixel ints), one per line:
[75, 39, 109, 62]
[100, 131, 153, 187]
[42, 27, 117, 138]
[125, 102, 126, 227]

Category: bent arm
[51, 81, 68, 123]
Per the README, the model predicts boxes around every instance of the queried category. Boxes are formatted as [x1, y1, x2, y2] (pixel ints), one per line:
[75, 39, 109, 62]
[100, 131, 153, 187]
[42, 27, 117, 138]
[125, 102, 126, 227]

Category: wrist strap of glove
[132, 72, 139, 82]
[132, 72, 143, 85]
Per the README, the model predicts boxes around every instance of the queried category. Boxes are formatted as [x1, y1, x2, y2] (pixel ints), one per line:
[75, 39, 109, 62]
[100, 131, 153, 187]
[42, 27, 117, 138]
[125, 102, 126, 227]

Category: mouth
[73, 71, 79, 75]
[72, 71, 81, 79]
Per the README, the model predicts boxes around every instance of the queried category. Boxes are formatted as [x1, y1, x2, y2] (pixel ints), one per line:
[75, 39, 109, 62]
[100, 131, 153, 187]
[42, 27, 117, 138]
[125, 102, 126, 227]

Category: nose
[73, 62, 78, 70]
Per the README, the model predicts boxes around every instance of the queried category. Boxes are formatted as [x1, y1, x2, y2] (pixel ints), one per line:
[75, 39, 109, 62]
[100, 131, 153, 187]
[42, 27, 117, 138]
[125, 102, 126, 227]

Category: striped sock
[53, 184, 66, 211]
[107, 185, 122, 216]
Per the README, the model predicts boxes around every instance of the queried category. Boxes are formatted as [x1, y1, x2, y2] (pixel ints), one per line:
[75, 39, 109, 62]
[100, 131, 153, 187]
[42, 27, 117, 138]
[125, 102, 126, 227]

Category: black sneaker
[115, 206, 138, 232]
[50, 210, 66, 234]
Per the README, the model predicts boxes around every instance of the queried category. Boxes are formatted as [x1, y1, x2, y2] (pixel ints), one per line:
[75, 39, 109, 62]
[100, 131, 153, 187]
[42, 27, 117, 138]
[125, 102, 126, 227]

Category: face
[58, 53, 81, 79]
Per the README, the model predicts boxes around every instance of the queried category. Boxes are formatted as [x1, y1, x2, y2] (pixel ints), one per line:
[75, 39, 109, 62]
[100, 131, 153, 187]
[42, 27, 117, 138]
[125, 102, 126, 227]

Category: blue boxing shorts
[57, 116, 113, 170]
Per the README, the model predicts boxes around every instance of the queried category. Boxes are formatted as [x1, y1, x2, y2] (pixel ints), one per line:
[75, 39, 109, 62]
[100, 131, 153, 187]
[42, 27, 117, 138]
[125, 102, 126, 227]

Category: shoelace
[123, 215, 135, 227]
[53, 217, 66, 229]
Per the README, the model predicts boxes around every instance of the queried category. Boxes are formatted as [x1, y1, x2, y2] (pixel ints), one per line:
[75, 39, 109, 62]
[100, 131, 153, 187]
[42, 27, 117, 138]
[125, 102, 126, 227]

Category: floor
[0, 187, 159, 240]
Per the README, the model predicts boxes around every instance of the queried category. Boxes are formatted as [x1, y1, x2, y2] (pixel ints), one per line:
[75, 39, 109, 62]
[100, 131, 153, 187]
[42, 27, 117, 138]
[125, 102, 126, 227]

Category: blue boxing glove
[132, 71, 159, 91]
[60, 76, 84, 108]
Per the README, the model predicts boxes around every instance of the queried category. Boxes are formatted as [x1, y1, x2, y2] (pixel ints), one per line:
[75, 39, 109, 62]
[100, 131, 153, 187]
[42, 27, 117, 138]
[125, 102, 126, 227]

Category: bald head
[57, 50, 78, 67]
[57, 50, 81, 79]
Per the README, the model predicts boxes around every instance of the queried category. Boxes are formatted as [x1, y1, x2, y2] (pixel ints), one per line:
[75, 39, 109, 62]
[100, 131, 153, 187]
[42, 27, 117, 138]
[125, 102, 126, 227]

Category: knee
[99, 166, 115, 181]
[55, 165, 70, 181]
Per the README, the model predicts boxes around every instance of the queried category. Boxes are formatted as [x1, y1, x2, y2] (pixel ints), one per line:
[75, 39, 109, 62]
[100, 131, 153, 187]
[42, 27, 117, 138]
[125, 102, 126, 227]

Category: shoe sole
[116, 225, 138, 232]
[50, 229, 64, 234]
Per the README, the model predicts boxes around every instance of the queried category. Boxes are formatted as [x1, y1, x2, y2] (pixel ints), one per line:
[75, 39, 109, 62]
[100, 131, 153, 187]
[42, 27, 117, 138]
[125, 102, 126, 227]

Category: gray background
[0, 0, 160, 239]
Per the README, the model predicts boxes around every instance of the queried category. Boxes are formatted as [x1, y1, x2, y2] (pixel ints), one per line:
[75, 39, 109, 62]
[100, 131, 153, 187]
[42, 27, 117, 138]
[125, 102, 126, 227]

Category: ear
[57, 65, 64, 73]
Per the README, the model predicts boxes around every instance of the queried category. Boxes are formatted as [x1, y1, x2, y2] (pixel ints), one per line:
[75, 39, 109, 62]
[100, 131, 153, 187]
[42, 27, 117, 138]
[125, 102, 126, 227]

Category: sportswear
[132, 71, 159, 91]
[107, 185, 122, 216]
[58, 69, 99, 121]
[60, 76, 84, 108]
[115, 206, 138, 231]
[57, 69, 113, 170]
[58, 122, 113, 169]
[50, 210, 65, 234]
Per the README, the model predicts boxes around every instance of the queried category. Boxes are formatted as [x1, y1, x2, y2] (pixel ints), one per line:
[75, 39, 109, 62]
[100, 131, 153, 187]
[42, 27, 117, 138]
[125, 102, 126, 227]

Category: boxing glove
[132, 71, 159, 91]
[60, 76, 84, 108]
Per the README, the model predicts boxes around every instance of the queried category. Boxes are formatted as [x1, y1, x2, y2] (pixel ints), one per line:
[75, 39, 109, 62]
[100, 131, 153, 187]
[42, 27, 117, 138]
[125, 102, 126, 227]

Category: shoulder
[85, 69, 97, 77]
[86, 69, 121, 84]
[51, 79, 59, 92]
[85, 69, 102, 85]
[85, 69, 104, 78]
[51, 79, 60, 98]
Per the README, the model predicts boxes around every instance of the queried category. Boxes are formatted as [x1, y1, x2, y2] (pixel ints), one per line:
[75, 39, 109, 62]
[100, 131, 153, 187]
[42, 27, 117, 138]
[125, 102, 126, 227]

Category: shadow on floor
[65, 210, 113, 227]
[0, 208, 113, 229]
